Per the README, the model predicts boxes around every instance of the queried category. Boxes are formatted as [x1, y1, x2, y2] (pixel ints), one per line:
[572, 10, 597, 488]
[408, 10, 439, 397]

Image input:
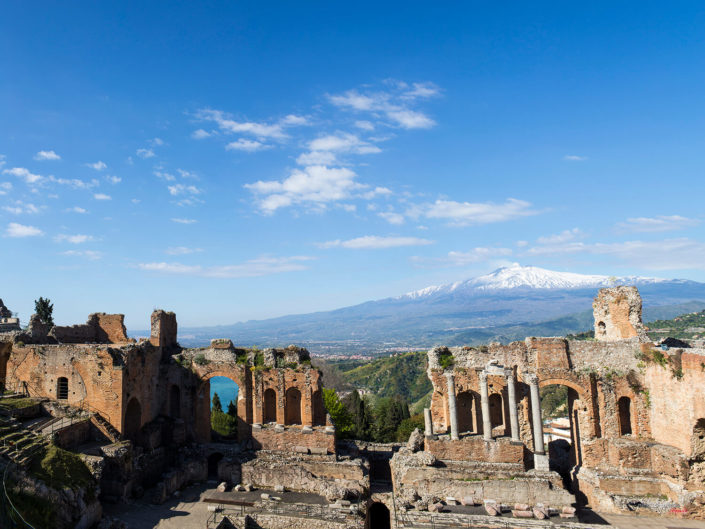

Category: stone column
[528, 373, 549, 470]
[505, 368, 520, 442]
[424, 408, 433, 437]
[479, 371, 492, 441]
[445, 373, 459, 441]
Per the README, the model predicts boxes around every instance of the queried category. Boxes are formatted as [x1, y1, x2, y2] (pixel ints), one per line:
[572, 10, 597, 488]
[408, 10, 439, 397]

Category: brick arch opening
[367, 501, 390, 529]
[57, 377, 69, 400]
[312, 389, 326, 426]
[263, 388, 277, 423]
[456, 391, 476, 434]
[124, 397, 142, 441]
[285, 387, 302, 425]
[618, 396, 632, 436]
[169, 384, 181, 419]
[489, 393, 503, 429]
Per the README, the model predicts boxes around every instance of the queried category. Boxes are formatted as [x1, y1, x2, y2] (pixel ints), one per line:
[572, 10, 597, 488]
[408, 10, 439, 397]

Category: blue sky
[2, 2, 705, 328]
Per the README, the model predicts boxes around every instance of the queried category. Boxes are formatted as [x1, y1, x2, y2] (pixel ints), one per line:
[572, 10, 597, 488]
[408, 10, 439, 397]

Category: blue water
[210, 376, 239, 410]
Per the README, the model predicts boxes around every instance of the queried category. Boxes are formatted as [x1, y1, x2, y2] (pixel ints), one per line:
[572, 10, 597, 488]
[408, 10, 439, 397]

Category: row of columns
[425, 369, 546, 459]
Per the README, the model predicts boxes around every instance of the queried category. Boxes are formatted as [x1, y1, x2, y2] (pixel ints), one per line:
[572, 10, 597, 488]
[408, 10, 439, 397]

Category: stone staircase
[0, 415, 49, 466]
[90, 413, 122, 444]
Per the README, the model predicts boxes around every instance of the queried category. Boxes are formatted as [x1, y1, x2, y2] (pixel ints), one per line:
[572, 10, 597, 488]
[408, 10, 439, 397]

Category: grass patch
[0, 397, 38, 410]
[30, 444, 95, 493]
[7, 485, 57, 528]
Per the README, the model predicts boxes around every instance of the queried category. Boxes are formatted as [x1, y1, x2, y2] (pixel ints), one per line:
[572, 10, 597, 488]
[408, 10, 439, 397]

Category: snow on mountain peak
[399, 264, 666, 299]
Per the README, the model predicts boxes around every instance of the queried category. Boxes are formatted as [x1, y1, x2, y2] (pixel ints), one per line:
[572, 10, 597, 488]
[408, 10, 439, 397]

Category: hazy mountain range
[154, 265, 705, 354]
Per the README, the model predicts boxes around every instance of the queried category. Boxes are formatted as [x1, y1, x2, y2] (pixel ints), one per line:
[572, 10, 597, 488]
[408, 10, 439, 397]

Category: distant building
[0, 299, 20, 332]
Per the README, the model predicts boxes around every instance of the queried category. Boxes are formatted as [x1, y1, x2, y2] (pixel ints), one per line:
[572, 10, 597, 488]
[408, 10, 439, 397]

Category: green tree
[396, 414, 425, 442]
[227, 400, 237, 417]
[344, 390, 371, 440]
[34, 297, 54, 326]
[212, 392, 223, 413]
[322, 388, 352, 437]
[372, 396, 410, 442]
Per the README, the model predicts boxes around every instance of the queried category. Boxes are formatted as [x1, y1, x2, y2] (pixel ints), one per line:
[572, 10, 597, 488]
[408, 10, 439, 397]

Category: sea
[209, 376, 239, 409]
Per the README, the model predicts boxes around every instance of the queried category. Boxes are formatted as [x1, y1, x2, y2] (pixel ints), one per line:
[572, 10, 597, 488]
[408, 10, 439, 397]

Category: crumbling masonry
[1, 285, 705, 527]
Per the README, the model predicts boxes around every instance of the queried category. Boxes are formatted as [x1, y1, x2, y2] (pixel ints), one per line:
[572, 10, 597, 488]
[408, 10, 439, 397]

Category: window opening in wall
[618, 396, 632, 436]
[57, 377, 69, 400]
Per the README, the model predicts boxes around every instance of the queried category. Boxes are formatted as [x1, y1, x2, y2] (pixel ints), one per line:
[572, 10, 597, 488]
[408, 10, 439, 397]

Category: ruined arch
[208, 452, 224, 479]
[124, 397, 142, 440]
[169, 384, 181, 419]
[456, 391, 475, 434]
[285, 387, 302, 425]
[263, 388, 277, 423]
[618, 396, 632, 436]
[312, 389, 326, 426]
[367, 501, 390, 529]
[489, 393, 504, 429]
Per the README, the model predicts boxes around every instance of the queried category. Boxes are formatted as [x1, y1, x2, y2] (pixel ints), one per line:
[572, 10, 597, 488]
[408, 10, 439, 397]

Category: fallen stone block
[445, 497, 457, 505]
[216, 482, 227, 492]
[294, 446, 309, 454]
[234, 484, 244, 492]
[512, 510, 534, 518]
[244, 484, 253, 492]
[561, 506, 576, 515]
[514, 503, 530, 511]
[484, 504, 500, 516]
[533, 507, 548, 520]
[309, 446, 328, 455]
[461, 496, 475, 506]
[273, 484, 285, 492]
[429, 502, 444, 512]
[260, 493, 270, 500]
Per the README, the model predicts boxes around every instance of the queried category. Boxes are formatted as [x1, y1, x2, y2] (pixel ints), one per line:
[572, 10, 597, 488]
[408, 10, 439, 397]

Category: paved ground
[103, 483, 705, 529]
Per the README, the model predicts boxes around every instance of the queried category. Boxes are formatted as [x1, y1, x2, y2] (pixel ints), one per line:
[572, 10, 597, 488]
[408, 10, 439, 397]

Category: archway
[312, 390, 326, 426]
[263, 388, 277, 423]
[540, 384, 581, 488]
[367, 502, 390, 529]
[124, 397, 142, 440]
[618, 396, 632, 436]
[489, 393, 503, 429]
[285, 387, 302, 425]
[456, 391, 475, 434]
[210, 376, 239, 440]
[169, 384, 181, 419]
[208, 452, 224, 480]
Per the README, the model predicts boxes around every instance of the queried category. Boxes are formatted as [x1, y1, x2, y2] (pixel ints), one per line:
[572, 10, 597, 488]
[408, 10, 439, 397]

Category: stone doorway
[367, 502, 390, 529]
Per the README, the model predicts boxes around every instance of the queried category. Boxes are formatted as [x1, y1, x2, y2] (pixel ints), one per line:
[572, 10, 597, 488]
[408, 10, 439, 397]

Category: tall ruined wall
[49, 313, 131, 344]
[150, 310, 177, 348]
[593, 286, 648, 342]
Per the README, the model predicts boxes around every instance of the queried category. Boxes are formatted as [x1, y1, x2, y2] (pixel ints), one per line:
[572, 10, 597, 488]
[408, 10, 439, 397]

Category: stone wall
[425, 436, 524, 465]
[50, 313, 132, 344]
[593, 286, 647, 342]
[251, 425, 335, 453]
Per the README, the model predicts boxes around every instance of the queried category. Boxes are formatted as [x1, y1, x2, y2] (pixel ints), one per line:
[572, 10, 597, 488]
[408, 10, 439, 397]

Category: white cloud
[131, 198, 141, 204]
[93, 193, 111, 200]
[136, 148, 155, 159]
[106, 175, 121, 184]
[3, 167, 43, 184]
[191, 129, 212, 139]
[412, 247, 513, 267]
[61, 250, 102, 260]
[168, 184, 202, 196]
[34, 150, 61, 161]
[354, 120, 375, 131]
[378, 211, 405, 225]
[196, 109, 307, 140]
[177, 169, 198, 179]
[166, 246, 203, 255]
[616, 215, 699, 233]
[295, 151, 338, 166]
[5, 222, 42, 237]
[536, 228, 583, 245]
[319, 235, 433, 249]
[49, 176, 99, 189]
[412, 198, 537, 226]
[171, 217, 197, 224]
[154, 170, 176, 181]
[308, 133, 381, 154]
[563, 155, 587, 161]
[527, 237, 705, 271]
[0, 182, 12, 195]
[55, 234, 95, 244]
[0, 155, 5, 168]
[226, 139, 271, 152]
[328, 84, 437, 129]
[66, 206, 87, 213]
[151, 137, 164, 146]
[245, 165, 366, 213]
[86, 161, 107, 171]
[138, 255, 313, 278]
[2, 201, 40, 214]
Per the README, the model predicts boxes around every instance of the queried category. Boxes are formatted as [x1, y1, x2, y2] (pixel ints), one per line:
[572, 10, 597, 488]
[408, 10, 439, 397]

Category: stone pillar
[528, 374, 549, 470]
[445, 373, 459, 441]
[505, 368, 520, 442]
[424, 408, 433, 437]
[479, 371, 492, 441]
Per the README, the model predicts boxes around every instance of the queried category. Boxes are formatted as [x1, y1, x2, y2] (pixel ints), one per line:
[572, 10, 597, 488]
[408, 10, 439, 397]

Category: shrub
[438, 351, 454, 370]
[194, 354, 209, 366]
[211, 409, 238, 438]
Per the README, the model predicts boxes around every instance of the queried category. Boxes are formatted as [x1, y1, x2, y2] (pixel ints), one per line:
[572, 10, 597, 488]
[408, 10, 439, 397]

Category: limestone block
[513, 510, 534, 518]
[461, 496, 475, 506]
[274, 484, 285, 492]
[216, 482, 227, 492]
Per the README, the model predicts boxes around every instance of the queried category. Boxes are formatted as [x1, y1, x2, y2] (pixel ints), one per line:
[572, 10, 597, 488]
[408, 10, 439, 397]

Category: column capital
[479, 370, 488, 383]
[525, 373, 539, 385]
[504, 367, 514, 379]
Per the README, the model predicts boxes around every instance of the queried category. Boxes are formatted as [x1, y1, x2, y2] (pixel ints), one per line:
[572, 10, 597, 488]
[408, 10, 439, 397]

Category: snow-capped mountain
[400, 264, 670, 299]
[175, 265, 705, 353]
